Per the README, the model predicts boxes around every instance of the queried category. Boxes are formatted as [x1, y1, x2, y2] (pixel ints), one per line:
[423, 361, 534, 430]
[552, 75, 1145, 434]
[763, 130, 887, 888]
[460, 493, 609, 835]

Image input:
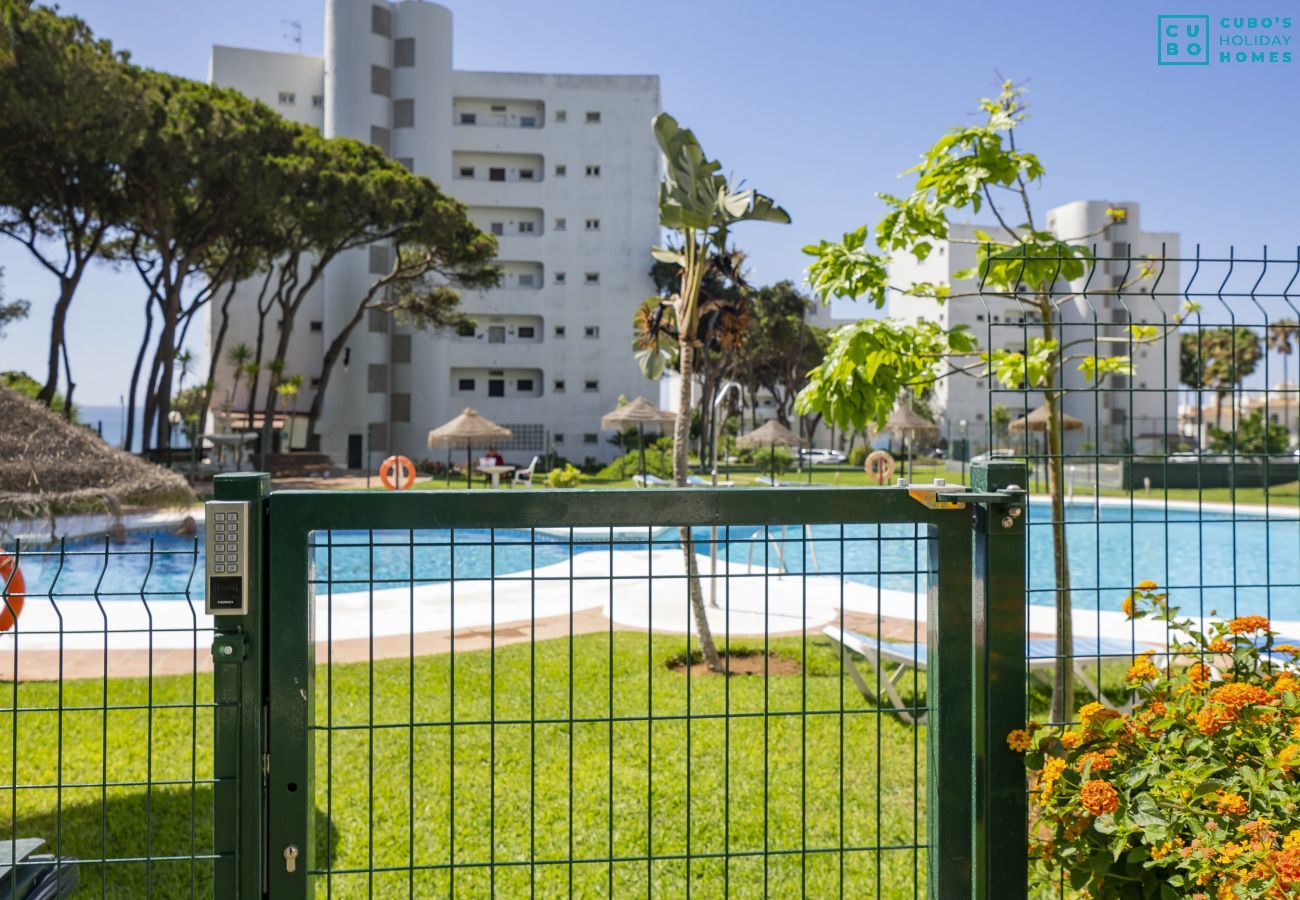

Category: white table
[477, 464, 516, 488]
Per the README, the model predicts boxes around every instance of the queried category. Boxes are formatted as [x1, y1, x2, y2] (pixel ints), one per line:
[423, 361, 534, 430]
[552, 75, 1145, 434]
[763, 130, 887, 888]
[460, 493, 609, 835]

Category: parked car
[799, 448, 846, 465]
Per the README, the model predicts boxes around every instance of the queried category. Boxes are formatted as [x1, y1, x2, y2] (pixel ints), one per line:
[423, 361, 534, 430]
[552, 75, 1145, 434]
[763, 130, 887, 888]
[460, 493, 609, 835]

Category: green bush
[597, 446, 672, 480]
[544, 463, 584, 488]
[751, 445, 794, 476]
[848, 445, 869, 468]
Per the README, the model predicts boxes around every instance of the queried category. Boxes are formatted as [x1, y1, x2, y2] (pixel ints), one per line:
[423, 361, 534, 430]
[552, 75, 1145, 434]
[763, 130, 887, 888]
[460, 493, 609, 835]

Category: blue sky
[2, 0, 1298, 402]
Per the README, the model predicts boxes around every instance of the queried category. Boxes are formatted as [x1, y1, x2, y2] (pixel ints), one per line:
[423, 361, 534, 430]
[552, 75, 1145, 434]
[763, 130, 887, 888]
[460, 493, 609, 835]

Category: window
[311, 378, 321, 388]
[585, 111, 601, 123]
[517, 378, 534, 392]
[490, 223, 504, 236]
[488, 379, 505, 398]
[518, 273, 535, 287]
[393, 99, 414, 128]
[554, 434, 564, 444]
[391, 334, 411, 364]
[455, 322, 475, 337]
[309, 320, 323, 332]
[554, 379, 566, 392]
[278, 92, 296, 106]
[458, 166, 475, 179]
[394, 37, 415, 67]
[585, 218, 600, 231]
[555, 110, 567, 123]
[369, 245, 390, 275]
[555, 164, 566, 177]
[518, 326, 535, 339]
[371, 65, 391, 97]
[458, 378, 475, 391]
[311, 95, 324, 108]
[371, 4, 392, 36]
[519, 168, 535, 180]
[520, 116, 537, 128]
[518, 222, 535, 234]
[554, 218, 566, 232]
[554, 272, 566, 285]
[391, 393, 411, 423]
[554, 325, 566, 338]
[370, 126, 391, 155]
[367, 364, 388, 393]
[488, 326, 506, 344]
[584, 272, 599, 285]
[460, 112, 477, 125]
[584, 326, 599, 338]
[584, 434, 598, 445]
[491, 104, 507, 112]
[585, 164, 600, 177]
[368, 308, 388, 333]
[489, 168, 505, 182]
[584, 380, 599, 392]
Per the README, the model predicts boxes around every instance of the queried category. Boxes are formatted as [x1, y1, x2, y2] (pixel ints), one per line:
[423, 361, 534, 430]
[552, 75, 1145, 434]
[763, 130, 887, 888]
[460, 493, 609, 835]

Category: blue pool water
[6, 503, 1299, 618]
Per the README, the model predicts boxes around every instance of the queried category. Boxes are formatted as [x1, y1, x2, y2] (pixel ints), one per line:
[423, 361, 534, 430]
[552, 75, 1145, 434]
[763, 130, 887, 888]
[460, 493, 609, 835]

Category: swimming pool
[6, 502, 1298, 618]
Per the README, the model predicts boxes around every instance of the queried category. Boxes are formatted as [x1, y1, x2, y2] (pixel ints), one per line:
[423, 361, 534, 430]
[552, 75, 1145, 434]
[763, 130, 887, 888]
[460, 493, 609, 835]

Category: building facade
[209, 0, 661, 468]
[887, 201, 1181, 454]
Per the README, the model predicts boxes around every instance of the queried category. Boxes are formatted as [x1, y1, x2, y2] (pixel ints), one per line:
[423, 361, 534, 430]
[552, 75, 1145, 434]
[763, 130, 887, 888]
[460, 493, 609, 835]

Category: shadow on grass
[7, 784, 337, 899]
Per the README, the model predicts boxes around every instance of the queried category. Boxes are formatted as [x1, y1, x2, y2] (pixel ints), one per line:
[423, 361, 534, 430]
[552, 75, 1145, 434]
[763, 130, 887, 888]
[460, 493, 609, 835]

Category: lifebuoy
[379, 454, 417, 491]
[0, 551, 25, 632]
[864, 450, 896, 486]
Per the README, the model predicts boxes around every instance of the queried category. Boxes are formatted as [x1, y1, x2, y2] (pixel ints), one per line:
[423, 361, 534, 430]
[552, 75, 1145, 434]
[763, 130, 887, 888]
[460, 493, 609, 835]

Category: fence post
[212, 472, 270, 899]
[969, 459, 1028, 900]
[928, 507, 974, 897]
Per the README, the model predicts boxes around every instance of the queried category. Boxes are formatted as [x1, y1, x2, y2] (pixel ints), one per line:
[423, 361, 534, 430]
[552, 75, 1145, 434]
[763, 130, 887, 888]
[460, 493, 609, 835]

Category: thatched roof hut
[0, 385, 194, 521]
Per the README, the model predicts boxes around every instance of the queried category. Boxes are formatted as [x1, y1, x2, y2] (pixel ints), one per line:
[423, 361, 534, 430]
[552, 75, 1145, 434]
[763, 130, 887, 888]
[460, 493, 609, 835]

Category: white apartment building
[208, 0, 660, 468]
[888, 201, 1181, 453]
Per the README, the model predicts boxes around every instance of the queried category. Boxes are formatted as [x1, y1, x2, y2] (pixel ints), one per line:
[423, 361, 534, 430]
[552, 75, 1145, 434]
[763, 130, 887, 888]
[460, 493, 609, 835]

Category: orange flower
[1228, 615, 1270, 635]
[1007, 729, 1032, 752]
[1188, 662, 1212, 690]
[1279, 744, 1300, 772]
[1196, 705, 1233, 736]
[1213, 791, 1248, 816]
[1076, 750, 1114, 774]
[1209, 638, 1231, 653]
[1126, 653, 1162, 683]
[1079, 701, 1120, 730]
[1209, 682, 1271, 711]
[1122, 595, 1136, 618]
[1135, 579, 1159, 591]
[1079, 779, 1119, 815]
[1273, 673, 1300, 696]
[1059, 730, 1083, 750]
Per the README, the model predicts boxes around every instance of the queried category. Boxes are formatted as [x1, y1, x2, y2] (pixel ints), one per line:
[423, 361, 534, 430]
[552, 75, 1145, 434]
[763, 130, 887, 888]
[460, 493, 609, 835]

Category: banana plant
[648, 112, 789, 672]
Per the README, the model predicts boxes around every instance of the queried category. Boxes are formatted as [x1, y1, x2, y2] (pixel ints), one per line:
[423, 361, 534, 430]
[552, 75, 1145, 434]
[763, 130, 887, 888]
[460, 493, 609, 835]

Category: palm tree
[225, 342, 252, 410]
[173, 349, 196, 393]
[643, 113, 789, 672]
[1267, 320, 1298, 444]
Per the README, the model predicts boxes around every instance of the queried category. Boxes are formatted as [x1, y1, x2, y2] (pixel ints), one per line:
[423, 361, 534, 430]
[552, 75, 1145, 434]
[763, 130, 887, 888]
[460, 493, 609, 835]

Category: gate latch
[904, 478, 1027, 513]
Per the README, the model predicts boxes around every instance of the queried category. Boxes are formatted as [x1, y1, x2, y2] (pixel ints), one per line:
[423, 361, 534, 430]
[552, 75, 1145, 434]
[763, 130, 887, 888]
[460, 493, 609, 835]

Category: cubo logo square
[1158, 15, 1210, 64]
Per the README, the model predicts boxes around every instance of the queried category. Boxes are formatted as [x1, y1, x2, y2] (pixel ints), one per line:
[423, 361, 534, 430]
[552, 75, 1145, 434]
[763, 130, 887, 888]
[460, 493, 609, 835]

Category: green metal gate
[211, 459, 1027, 898]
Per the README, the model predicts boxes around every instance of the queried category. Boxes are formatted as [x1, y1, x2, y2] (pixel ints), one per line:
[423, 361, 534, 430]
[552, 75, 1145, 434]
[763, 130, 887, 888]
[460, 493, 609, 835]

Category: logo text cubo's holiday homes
[1158, 14, 1293, 66]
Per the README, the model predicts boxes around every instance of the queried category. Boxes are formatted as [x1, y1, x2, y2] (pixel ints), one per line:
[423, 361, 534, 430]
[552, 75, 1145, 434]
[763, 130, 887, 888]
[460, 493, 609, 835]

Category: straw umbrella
[884, 404, 939, 482]
[1009, 404, 1083, 491]
[737, 420, 807, 482]
[600, 397, 675, 481]
[427, 408, 513, 489]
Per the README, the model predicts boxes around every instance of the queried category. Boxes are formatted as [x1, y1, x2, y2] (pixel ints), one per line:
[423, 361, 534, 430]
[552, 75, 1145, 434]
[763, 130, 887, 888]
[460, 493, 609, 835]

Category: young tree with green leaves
[1206, 409, 1288, 458]
[645, 113, 789, 673]
[0, 268, 29, 339]
[796, 83, 1184, 721]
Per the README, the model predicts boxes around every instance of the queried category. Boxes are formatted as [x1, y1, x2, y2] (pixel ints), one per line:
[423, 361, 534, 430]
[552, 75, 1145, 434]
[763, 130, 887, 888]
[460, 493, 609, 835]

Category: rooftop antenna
[282, 19, 303, 52]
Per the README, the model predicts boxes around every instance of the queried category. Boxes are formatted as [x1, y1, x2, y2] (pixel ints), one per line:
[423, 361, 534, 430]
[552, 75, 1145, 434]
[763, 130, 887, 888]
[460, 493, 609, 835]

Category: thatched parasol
[601, 397, 674, 481]
[884, 404, 938, 481]
[427, 408, 512, 488]
[0, 385, 194, 526]
[1008, 403, 1084, 433]
[737, 420, 806, 482]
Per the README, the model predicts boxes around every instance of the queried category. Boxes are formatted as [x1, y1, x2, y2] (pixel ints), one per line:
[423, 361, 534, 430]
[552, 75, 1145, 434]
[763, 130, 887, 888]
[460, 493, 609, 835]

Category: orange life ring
[0, 551, 25, 632]
[379, 454, 417, 491]
[864, 450, 896, 486]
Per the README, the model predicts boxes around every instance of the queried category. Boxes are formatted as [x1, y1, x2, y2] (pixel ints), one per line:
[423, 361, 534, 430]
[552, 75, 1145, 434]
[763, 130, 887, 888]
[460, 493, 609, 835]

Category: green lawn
[3, 631, 1034, 898]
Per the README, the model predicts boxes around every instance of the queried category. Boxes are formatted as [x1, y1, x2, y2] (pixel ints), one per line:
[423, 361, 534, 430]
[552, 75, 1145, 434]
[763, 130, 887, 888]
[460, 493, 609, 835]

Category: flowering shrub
[1013, 581, 1300, 899]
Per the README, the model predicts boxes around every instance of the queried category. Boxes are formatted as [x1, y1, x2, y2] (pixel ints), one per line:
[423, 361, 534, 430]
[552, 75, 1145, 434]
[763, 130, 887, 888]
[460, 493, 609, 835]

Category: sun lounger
[824, 626, 1157, 725]
[632, 473, 671, 487]
[753, 475, 799, 487]
[686, 474, 735, 487]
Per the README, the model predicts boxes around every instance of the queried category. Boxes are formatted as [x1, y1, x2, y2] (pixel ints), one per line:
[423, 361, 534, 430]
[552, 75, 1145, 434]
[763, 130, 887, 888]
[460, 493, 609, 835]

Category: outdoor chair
[632, 473, 671, 487]
[823, 626, 1158, 725]
[512, 456, 540, 488]
[753, 475, 800, 487]
[686, 474, 736, 487]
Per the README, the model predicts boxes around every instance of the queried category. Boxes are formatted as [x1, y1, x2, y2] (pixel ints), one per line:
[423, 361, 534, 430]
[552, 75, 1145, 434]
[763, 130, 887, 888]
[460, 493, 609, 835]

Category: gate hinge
[904, 478, 1027, 512]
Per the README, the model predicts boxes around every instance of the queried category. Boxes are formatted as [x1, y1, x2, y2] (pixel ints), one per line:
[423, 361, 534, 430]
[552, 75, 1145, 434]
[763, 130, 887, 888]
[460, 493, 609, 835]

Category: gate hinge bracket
[904, 479, 1027, 512]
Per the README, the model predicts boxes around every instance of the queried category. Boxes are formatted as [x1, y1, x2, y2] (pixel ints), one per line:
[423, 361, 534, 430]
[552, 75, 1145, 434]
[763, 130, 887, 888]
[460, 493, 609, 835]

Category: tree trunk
[675, 342, 724, 672]
[1039, 295, 1075, 723]
[305, 298, 372, 446]
[124, 293, 155, 454]
[36, 277, 76, 407]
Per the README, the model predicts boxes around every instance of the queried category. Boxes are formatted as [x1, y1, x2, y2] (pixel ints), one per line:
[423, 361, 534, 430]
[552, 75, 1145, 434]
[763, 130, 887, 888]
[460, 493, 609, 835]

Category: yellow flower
[1126, 653, 1161, 684]
[1228, 615, 1270, 635]
[1079, 701, 1120, 730]
[1059, 730, 1082, 749]
[1213, 791, 1248, 816]
[1007, 729, 1032, 752]
[1279, 744, 1300, 772]
[1122, 594, 1136, 618]
[1209, 681, 1271, 711]
[1135, 579, 1158, 590]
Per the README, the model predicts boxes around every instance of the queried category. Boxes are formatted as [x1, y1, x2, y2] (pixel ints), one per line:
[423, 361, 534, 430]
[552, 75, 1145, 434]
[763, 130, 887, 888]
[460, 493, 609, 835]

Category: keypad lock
[205, 501, 250, 615]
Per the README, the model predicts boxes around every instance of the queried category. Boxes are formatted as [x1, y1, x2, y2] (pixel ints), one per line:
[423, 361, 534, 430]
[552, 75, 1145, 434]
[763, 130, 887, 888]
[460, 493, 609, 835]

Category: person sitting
[484, 448, 505, 467]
